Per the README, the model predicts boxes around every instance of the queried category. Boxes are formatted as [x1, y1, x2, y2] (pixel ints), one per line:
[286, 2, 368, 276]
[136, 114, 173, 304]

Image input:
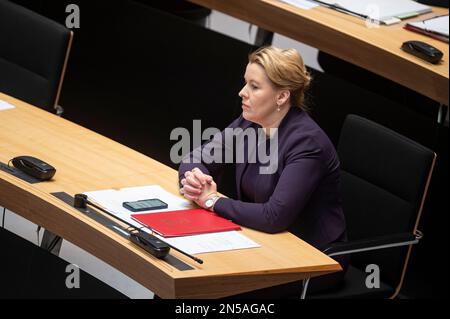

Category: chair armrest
[300, 230, 423, 299]
[323, 231, 422, 257]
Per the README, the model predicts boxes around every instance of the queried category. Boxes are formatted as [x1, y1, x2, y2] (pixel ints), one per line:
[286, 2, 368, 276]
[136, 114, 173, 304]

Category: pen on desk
[420, 15, 449, 38]
[421, 14, 448, 23]
[159, 238, 204, 264]
[73, 193, 203, 264]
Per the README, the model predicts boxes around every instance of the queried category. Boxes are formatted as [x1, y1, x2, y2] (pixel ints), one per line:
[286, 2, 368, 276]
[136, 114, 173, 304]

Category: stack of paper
[280, 0, 318, 10]
[0, 100, 15, 111]
[405, 15, 449, 43]
[312, 0, 432, 24]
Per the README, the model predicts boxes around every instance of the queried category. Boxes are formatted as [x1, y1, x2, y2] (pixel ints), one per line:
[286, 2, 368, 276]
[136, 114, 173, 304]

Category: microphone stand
[74, 193, 203, 264]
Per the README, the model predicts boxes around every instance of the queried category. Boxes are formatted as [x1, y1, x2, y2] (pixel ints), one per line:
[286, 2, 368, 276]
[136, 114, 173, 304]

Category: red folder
[131, 209, 241, 237]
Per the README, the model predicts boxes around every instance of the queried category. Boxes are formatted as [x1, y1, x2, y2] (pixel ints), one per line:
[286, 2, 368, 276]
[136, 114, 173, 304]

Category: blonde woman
[179, 46, 347, 296]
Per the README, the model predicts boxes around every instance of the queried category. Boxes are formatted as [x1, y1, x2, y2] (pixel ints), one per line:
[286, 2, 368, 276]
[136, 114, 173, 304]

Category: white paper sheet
[280, 0, 318, 10]
[0, 100, 15, 111]
[83, 185, 192, 230]
[85, 185, 190, 213]
[155, 231, 260, 255]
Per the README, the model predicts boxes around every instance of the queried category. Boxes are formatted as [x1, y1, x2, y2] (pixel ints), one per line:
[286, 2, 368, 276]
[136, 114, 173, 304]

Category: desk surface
[190, 0, 449, 105]
[0, 92, 340, 298]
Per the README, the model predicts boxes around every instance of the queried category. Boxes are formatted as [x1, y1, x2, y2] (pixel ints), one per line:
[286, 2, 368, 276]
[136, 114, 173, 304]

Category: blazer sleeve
[214, 139, 325, 233]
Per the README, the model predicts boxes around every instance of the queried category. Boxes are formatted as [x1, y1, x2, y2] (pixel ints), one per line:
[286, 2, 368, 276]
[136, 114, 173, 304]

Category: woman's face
[239, 63, 283, 127]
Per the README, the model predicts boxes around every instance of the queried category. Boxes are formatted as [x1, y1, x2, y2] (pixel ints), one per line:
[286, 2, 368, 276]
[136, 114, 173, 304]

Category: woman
[179, 46, 347, 297]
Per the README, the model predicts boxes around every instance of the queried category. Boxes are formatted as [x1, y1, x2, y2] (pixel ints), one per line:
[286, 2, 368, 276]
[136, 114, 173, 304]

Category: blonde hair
[248, 46, 311, 111]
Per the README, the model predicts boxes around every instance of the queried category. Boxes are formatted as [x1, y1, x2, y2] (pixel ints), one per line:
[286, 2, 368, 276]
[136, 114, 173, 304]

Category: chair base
[308, 266, 395, 299]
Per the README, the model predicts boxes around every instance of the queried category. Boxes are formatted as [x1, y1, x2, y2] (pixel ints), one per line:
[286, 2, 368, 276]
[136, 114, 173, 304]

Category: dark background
[4, 0, 449, 298]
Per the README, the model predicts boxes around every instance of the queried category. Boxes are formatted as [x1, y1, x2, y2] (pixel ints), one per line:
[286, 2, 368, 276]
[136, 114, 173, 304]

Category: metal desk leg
[437, 104, 448, 126]
[255, 27, 274, 46]
[40, 229, 62, 256]
[301, 277, 310, 299]
[433, 104, 449, 150]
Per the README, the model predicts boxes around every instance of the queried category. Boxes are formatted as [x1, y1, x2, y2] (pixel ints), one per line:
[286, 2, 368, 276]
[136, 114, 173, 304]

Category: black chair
[0, 0, 73, 113]
[303, 114, 436, 299]
[0, 227, 128, 299]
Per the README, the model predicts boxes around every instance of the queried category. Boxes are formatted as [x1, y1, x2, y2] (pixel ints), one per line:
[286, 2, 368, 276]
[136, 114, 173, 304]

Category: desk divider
[51, 191, 193, 271]
[0, 161, 41, 184]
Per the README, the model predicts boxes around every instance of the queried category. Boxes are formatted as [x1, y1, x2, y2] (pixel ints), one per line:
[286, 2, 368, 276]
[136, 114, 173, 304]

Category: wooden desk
[0, 92, 340, 298]
[189, 0, 449, 106]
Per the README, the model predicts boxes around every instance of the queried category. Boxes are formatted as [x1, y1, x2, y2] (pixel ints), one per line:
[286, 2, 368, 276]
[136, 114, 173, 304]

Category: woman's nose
[239, 86, 247, 98]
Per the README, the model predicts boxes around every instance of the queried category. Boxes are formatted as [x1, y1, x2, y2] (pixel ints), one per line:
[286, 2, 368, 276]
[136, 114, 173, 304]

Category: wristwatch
[204, 195, 220, 211]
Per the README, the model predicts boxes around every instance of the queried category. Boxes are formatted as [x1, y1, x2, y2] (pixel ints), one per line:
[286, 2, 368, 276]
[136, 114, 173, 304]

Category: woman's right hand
[180, 167, 213, 201]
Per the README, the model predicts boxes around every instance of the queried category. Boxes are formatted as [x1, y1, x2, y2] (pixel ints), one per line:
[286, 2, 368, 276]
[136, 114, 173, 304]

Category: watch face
[205, 199, 213, 208]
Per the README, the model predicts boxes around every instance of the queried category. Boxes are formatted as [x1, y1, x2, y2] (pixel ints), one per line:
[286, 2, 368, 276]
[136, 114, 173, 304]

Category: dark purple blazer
[179, 107, 346, 250]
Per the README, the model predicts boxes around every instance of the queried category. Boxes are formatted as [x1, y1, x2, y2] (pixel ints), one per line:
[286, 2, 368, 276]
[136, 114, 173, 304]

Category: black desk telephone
[11, 156, 56, 181]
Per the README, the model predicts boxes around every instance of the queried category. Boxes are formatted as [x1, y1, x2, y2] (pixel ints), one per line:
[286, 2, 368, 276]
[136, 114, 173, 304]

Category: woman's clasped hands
[180, 167, 218, 208]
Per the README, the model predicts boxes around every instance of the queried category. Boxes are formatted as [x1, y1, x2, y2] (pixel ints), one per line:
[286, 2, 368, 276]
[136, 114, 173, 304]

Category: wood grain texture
[190, 0, 448, 105]
[0, 92, 340, 298]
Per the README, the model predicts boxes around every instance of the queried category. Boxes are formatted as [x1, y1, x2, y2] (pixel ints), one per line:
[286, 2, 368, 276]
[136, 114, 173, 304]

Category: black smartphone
[122, 198, 168, 212]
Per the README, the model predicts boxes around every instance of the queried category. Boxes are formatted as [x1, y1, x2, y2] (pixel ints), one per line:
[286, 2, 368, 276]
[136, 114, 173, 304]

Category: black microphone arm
[73, 193, 203, 264]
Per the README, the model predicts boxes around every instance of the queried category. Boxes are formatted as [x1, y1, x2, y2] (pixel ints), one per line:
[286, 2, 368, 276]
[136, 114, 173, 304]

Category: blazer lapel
[234, 120, 253, 200]
[233, 109, 298, 199]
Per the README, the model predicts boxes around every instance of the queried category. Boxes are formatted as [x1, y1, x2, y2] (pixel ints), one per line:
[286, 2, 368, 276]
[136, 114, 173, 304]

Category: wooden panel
[190, 0, 449, 105]
[0, 92, 340, 298]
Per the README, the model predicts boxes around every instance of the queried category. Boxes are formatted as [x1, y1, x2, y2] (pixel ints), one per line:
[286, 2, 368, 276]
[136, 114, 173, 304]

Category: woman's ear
[277, 90, 290, 106]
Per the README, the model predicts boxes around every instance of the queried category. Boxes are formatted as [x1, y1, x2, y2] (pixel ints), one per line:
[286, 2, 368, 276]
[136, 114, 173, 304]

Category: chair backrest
[337, 114, 436, 293]
[0, 0, 73, 112]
